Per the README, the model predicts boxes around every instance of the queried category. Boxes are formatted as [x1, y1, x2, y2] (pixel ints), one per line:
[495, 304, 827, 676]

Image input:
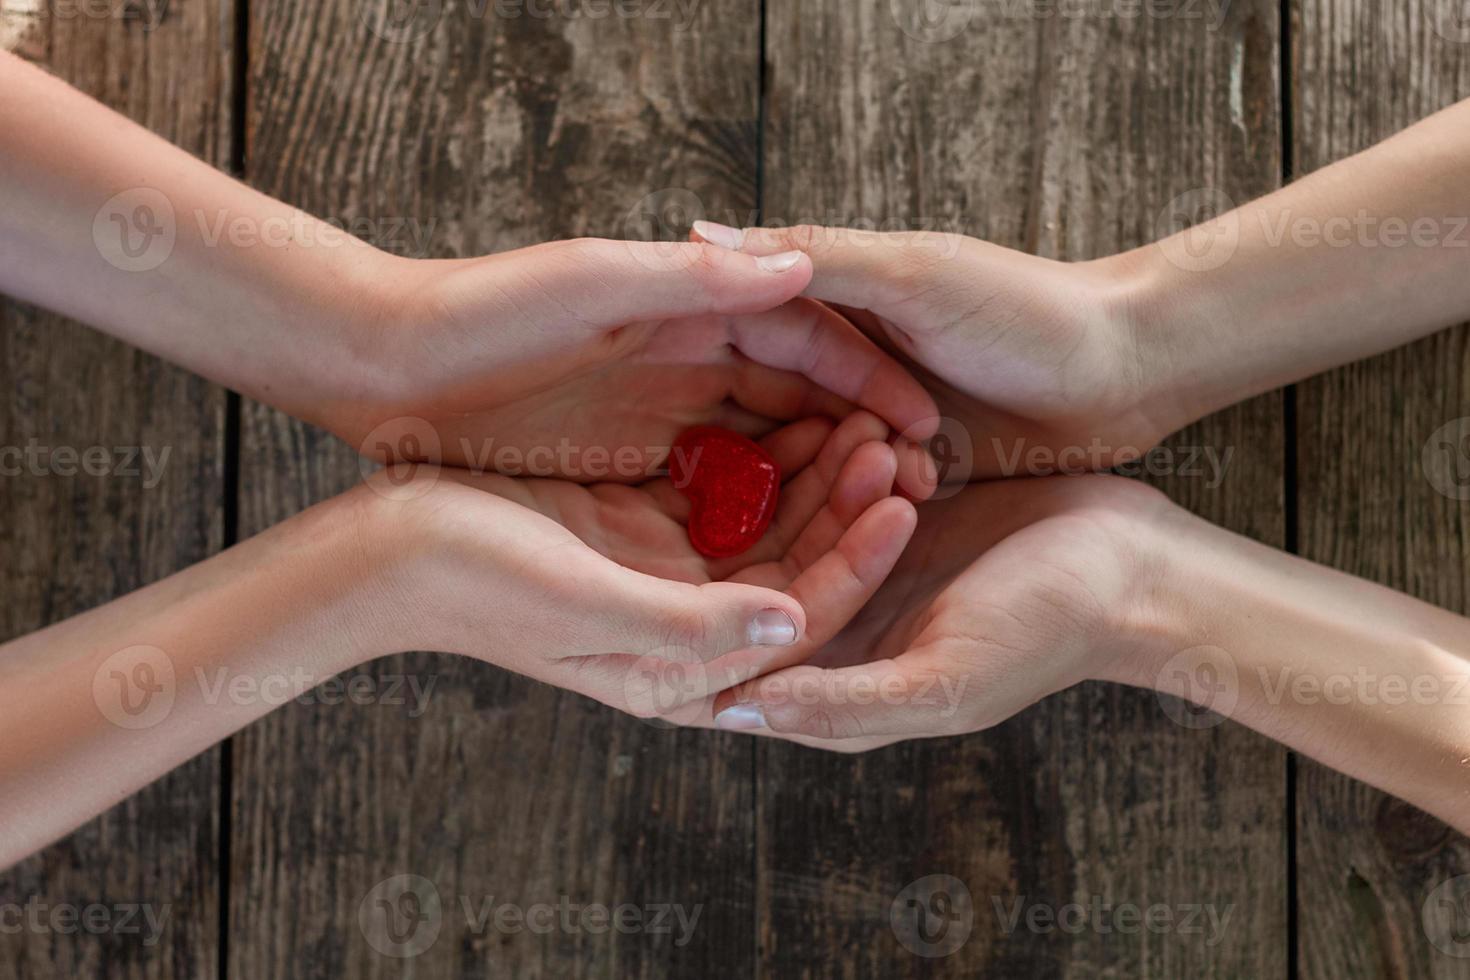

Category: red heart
[670, 426, 781, 559]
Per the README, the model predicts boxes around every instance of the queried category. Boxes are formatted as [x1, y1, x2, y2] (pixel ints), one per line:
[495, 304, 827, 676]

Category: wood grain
[1292, 2, 1470, 977]
[232, 1, 763, 977]
[758, 1, 1288, 975]
[0, 2, 234, 978]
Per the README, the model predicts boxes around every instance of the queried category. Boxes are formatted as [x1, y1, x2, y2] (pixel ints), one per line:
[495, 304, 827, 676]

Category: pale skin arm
[0, 419, 915, 869]
[0, 49, 938, 471]
[1111, 509, 1470, 828]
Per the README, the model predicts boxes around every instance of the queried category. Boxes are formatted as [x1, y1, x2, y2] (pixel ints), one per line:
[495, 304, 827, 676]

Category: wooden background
[2, 0, 1469, 975]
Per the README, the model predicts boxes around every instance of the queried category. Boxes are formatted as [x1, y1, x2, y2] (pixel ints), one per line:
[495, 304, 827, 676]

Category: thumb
[578, 572, 809, 665]
[692, 221, 962, 316]
[501, 237, 813, 331]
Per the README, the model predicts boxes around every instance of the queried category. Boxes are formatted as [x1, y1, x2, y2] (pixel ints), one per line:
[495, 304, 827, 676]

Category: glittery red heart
[670, 426, 781, 559]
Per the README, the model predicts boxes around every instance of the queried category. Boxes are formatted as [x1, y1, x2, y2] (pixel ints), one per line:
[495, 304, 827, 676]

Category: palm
[429, 412, 920, 722]
[832, 296, 1162, 483]
[410, 315, 851, 482]
[738, 475, 1169, 750]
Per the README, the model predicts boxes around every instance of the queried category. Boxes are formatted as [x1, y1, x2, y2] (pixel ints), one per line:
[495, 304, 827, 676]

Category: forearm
[0, 50, 398, 423]
[1109, 512, 1470, 832]
[0, 495, 394, 868]
[1119, 98, 1470, 426]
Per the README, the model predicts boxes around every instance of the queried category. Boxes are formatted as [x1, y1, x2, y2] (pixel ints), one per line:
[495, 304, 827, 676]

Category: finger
[892, 433, 940, 502]
[719, 412, 891, 570]
[505, 237, 814, 331]
[779, 440, 900, 577]
[692, 222, 953, 325]
[710, 638, 965, 740]
[712, 497, 918, 687]
[716, 296, 940, 440]
[728, 356, 857, 424]
[587, 573, 809, 665]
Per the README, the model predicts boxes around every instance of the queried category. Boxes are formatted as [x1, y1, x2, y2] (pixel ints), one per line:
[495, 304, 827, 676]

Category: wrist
[1085, 246, 1230, 440]
[1086, 494, 1222, 690]
[290, 485, 429, 667]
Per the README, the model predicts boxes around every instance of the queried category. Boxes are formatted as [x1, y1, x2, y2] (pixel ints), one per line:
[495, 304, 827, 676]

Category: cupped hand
[709, 474, 1177, 749]
[350, 412, 919, 722]
[690, 222, 1185, 482]
[324, 238, 939, 484]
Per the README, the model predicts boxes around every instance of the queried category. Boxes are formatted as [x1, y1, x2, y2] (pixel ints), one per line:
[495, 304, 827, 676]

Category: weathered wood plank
[232, 2, 762, 976]
[1292, 2, 1470, 977]
[0, 2, 233, 977]
[758, 1, 1287, 975]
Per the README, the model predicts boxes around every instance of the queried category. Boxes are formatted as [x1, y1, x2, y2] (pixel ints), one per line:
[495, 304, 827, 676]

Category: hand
[710, 474, 1174, 748]
[351, 412, 919, 722]
[690, 222, 1180, 481]
[323, 238, 939, 485]
[709, 473, 1470, 840]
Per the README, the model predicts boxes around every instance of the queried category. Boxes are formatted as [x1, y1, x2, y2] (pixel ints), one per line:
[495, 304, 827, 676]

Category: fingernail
[715, 704, 767, 731]
[756, 250, 803, 273]
[747, 608, 798, 647]
[693, 220, 744, 250]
